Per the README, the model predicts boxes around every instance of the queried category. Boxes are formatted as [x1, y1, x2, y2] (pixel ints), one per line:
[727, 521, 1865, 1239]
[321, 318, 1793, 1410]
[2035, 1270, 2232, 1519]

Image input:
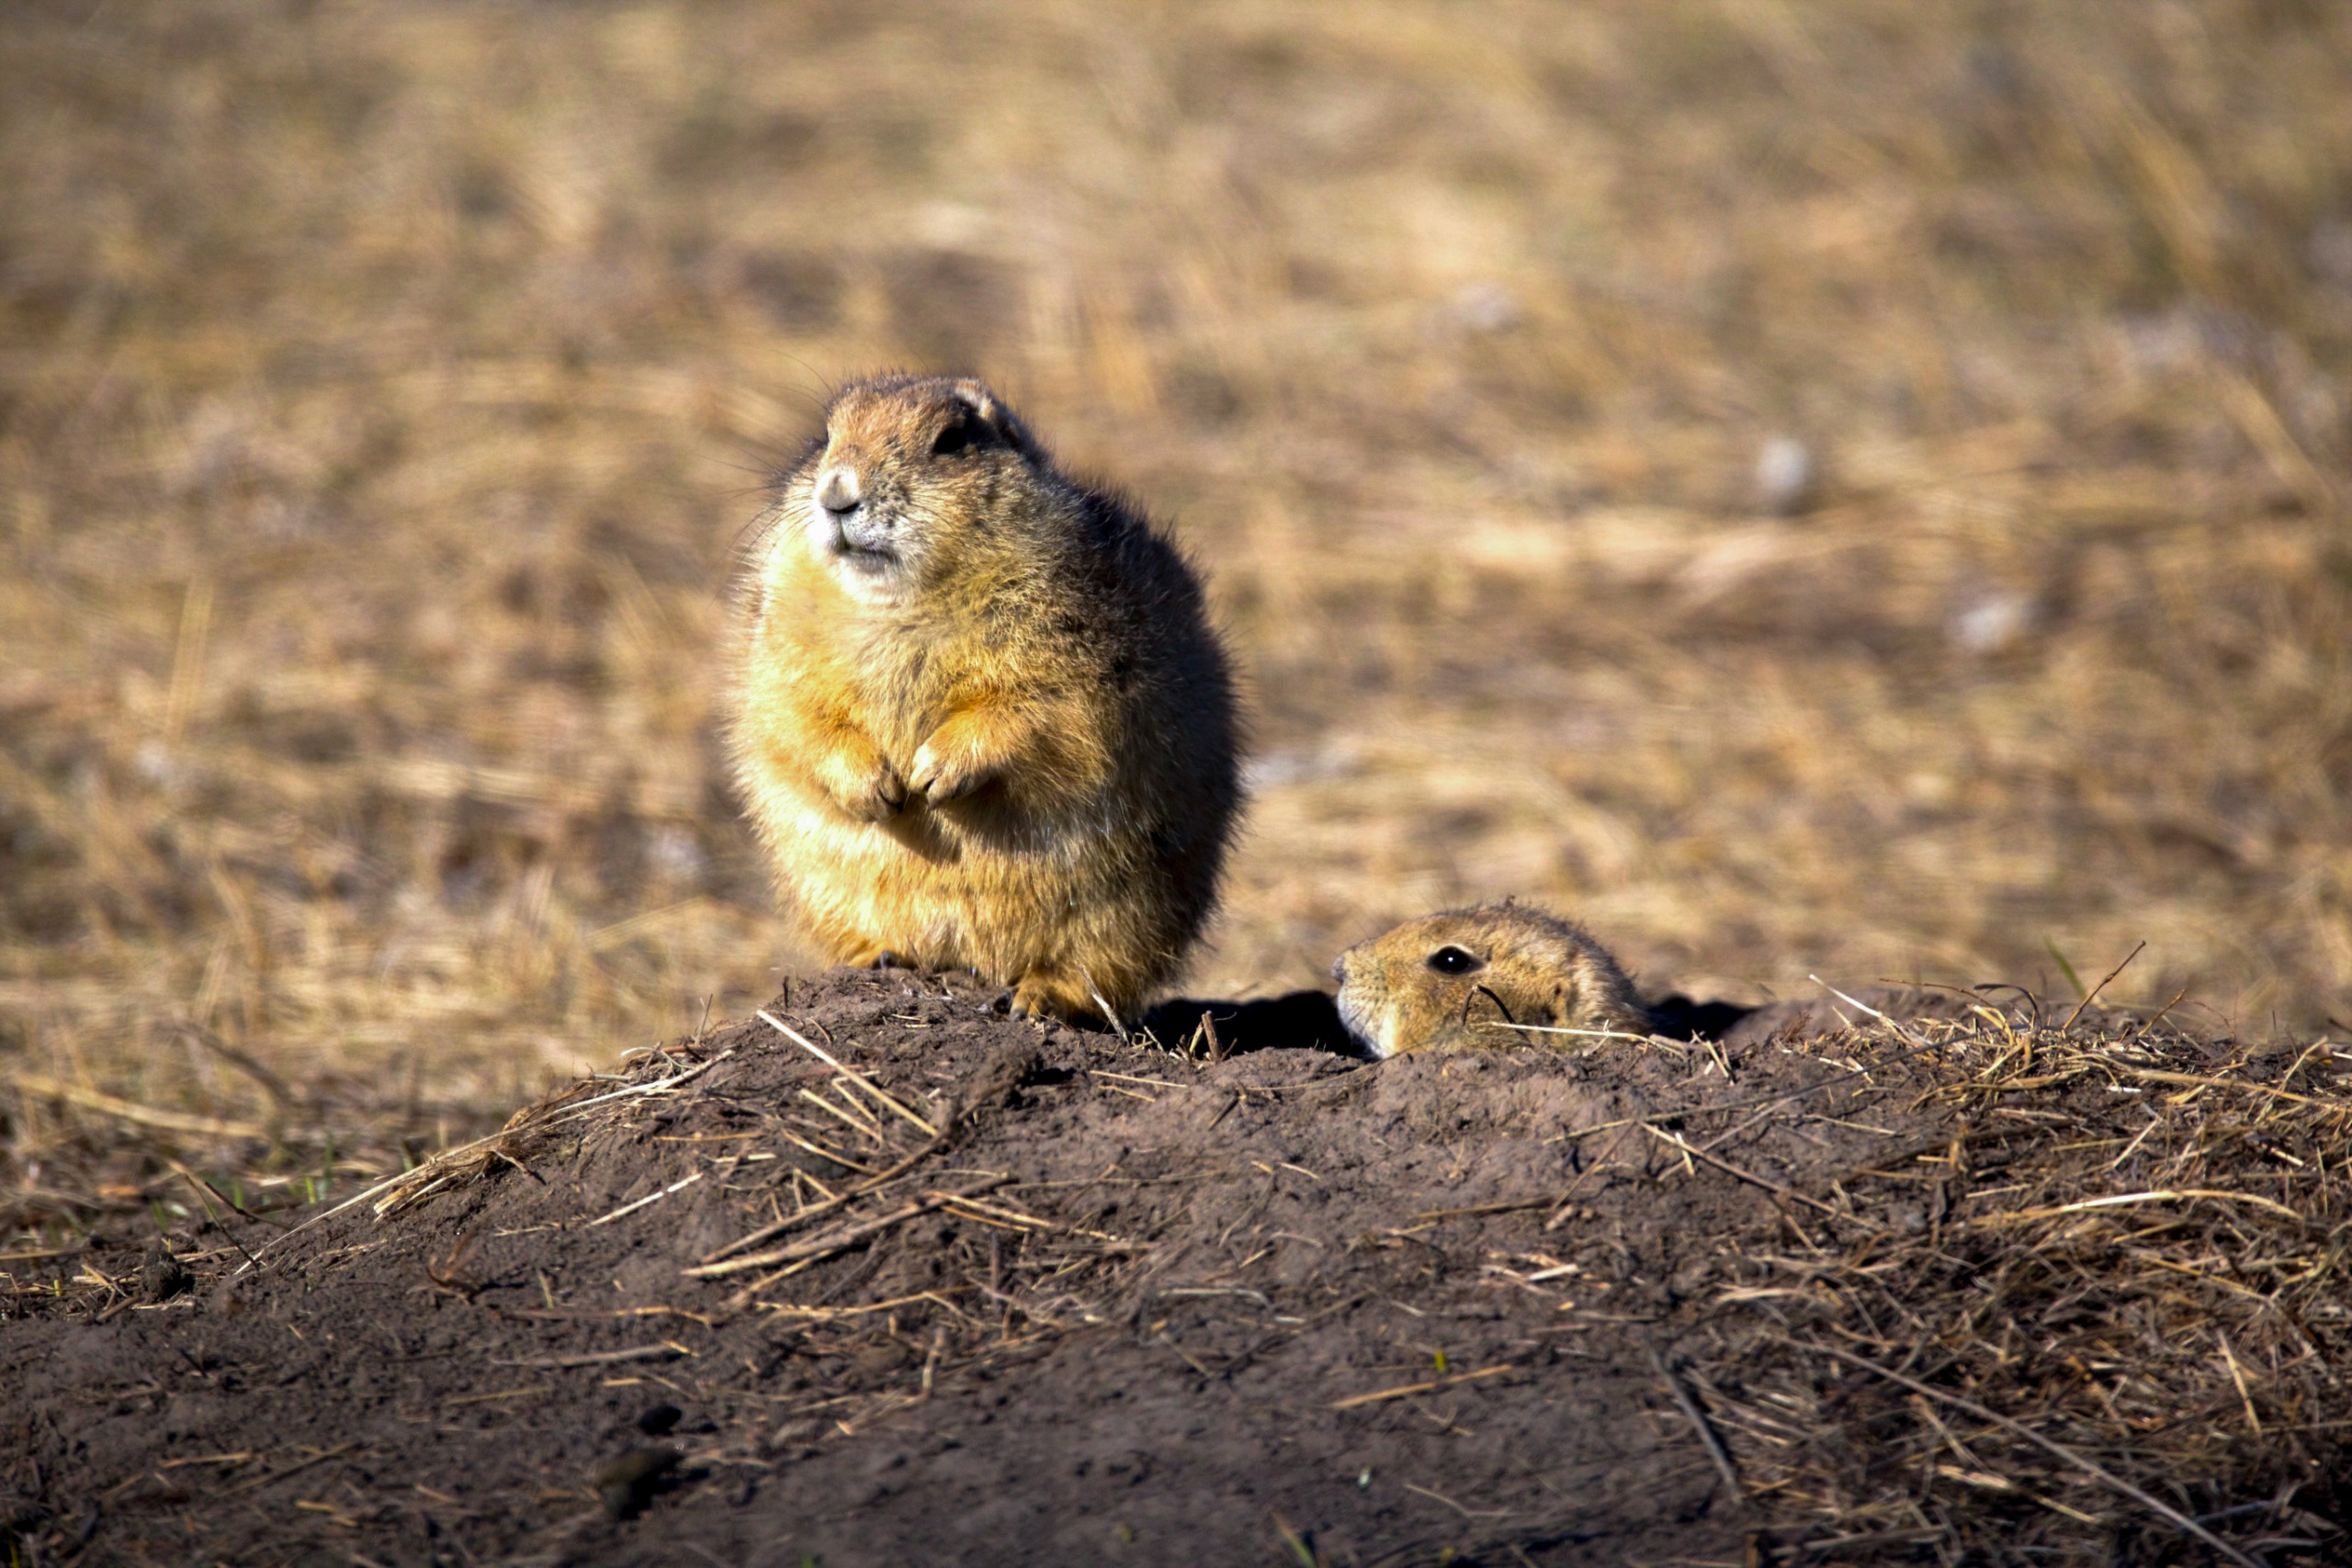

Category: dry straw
[1682, 1007, 2352, 1562]
[7, 6, 2352, 1262]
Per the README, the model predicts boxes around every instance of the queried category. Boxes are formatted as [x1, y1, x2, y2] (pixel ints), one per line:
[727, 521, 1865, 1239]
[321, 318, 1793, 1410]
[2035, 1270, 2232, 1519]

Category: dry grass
[1679, 1008, 2352, 1563]
[5, 0, 2351, 1237]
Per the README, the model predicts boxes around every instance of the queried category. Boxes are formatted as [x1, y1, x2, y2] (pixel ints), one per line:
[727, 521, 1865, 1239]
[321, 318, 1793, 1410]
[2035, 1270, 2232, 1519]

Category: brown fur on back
[727, 374, 1241, 1024]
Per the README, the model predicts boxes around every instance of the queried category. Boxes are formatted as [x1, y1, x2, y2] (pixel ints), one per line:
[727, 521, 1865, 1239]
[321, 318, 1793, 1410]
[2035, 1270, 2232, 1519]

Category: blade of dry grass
[1801, 1342, 2261, 1568]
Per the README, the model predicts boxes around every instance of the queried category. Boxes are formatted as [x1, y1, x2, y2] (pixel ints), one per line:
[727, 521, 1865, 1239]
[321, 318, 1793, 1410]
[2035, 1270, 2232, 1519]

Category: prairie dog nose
[1329, 953, 1349, 984]
[817, 468, 863, 514]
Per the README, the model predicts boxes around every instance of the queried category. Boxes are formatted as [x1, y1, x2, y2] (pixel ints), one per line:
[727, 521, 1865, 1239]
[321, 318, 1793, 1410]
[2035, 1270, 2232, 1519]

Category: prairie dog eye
[931, 420, 971, 457]
[1425, 946, 1485, 976]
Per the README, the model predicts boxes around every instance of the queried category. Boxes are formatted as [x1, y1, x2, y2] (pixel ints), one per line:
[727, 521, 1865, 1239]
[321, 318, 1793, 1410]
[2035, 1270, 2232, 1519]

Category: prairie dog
[1329, 905, 1653, 1059]
[728, 374, 1241, 1025]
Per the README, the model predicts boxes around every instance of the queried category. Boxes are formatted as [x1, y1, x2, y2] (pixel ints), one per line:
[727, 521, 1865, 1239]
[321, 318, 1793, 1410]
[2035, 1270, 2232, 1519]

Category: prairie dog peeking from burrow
[1330, 905, 1655, 1059]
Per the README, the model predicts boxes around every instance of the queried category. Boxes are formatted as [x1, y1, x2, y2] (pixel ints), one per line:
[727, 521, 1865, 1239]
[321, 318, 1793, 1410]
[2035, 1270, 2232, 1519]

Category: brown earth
[8, 3, 2352, 1195]
[6, 970, 2345, 1567]
[7, 9, 2352, 1562]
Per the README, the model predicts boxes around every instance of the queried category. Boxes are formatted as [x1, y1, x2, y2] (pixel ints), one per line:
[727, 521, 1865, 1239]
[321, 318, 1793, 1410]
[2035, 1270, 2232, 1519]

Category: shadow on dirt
[1143, 988, 1765, 1059]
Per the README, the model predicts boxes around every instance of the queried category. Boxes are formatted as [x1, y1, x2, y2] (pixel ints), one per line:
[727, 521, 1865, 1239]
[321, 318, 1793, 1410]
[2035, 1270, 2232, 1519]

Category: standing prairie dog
[728, 374, 1241, 1025]
[1330, 905, 1654, 1058]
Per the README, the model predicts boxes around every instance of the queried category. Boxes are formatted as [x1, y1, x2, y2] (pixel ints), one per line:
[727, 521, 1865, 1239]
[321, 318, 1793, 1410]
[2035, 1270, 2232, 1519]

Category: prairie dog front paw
[819, 743, 907, 822]
[908, 736, 998, 805]
[872, 761, 910, 816]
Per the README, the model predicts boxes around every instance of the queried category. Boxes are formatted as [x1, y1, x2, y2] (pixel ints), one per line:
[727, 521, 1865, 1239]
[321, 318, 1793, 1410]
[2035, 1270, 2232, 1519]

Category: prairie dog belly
[769, 780, 1123, 971]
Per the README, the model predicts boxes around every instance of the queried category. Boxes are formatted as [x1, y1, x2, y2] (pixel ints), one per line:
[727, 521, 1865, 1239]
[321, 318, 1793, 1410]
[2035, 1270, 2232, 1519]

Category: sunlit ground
[4, 0, 2348, 1224]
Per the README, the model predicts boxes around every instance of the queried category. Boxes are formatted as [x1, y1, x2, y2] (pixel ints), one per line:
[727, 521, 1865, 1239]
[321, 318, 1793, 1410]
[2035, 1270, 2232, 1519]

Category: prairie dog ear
[946, 380, 1030, 453]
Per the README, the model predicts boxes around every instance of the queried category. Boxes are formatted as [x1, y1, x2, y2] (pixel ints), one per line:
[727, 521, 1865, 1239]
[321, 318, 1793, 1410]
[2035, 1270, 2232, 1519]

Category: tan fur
[727, 374, 1241, 1025]
[1330, 905, 1653, 1058]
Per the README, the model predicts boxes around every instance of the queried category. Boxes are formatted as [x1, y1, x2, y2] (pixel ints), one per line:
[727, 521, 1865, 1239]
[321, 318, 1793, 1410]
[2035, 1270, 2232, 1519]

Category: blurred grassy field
[4, 1, 2350, 1224]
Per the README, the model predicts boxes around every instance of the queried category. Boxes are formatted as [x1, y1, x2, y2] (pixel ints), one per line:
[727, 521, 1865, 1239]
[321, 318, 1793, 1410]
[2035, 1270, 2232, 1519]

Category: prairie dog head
[1329, 905, 1652, 1059]
[783, 375, 1035, 603]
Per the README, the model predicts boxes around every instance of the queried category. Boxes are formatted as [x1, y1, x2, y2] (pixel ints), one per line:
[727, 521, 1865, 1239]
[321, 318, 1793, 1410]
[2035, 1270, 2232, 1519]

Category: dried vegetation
[4, 2, 2352, 1554]
[1680, 1001, 2352, 1562]
[6, 0, 2352, 1224]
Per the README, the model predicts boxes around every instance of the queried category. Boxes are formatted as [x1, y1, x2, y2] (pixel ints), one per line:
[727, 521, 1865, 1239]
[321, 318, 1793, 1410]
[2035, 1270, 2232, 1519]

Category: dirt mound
[6, 971, 2346, 1566]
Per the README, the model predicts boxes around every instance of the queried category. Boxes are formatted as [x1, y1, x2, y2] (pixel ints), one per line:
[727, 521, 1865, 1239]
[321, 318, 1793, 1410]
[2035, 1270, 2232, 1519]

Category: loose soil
[5, 972, 2345, 1567]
